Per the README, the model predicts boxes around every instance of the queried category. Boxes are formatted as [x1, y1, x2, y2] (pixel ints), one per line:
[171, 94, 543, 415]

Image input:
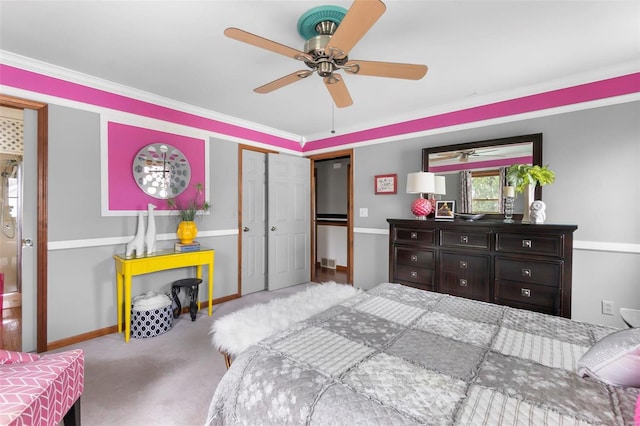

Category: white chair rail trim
[46, 227, 639, 254]
[47, 229, 238, 250]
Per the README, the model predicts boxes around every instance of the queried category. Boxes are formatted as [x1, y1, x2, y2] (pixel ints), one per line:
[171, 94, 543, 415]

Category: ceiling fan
[224, 0, 428, 108]
[432, 149, 502, 163]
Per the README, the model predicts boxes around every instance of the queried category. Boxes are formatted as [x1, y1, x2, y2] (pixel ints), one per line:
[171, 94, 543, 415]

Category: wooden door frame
[307, 149, 353, 284]
[0, 94, 48, 352]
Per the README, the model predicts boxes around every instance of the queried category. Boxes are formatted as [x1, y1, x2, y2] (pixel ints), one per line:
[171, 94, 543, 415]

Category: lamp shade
[434, 176, 446, 195]
[406, 172, 435, 194]
[407, 172, 435, 219]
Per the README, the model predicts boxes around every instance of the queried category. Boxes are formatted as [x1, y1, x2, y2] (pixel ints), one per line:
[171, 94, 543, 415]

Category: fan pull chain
[331, 103, 336, 134]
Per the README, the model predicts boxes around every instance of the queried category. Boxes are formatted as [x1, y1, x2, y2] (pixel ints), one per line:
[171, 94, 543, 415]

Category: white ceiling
[1, 1, 638, 142]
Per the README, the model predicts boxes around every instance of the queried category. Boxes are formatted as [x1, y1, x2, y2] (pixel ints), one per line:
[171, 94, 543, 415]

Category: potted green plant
[506, 164, 555, 193]
[168, 183, 210, 243]
[506, 164, 555, 222]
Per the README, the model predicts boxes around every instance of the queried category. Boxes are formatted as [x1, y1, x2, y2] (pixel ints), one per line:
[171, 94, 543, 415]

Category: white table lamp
[434, 176, 446, 196]
[406, 172, 435, 219]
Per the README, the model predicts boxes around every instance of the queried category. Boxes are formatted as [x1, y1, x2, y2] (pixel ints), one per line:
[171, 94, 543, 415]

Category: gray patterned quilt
[206, 283, 638, 425]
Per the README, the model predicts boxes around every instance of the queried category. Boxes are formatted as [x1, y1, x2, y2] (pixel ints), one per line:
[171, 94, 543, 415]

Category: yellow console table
[113, 249, 214, 342]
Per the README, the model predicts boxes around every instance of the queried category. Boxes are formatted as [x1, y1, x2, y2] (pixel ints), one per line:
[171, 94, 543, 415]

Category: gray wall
[351, 100, 640, 328]
[42, 100, 639, 344]
[46, 106, 239, 342]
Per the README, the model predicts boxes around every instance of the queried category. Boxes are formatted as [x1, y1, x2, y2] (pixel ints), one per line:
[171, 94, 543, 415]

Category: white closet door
[241, 149, 267, 295]
[267, 153, 310, 290]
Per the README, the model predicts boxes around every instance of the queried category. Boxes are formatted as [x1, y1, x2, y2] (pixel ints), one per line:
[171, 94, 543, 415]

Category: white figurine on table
[530, 200, 546, 224]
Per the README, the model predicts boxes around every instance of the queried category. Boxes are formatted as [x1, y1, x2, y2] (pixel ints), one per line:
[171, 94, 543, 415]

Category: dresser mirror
[422, 134, 542, 217]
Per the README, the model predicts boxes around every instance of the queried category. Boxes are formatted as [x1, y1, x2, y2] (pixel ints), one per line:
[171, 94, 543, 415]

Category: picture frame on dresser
[435, 201, 455, 219]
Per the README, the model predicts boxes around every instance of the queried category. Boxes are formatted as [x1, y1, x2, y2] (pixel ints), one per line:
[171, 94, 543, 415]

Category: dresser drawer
[395, 265, 434, 287]
[395, 247, 435, 268]
[495, 257, 562, 287]
[495, 280, 558, 313]
[495, 233, 564, 257]
[394, 227, 436, 246]
[439, 252, 490, 302]
[440, 230, 490, 250]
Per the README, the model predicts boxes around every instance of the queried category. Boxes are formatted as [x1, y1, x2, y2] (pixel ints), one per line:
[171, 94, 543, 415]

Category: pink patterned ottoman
[0, 349, 84, 426]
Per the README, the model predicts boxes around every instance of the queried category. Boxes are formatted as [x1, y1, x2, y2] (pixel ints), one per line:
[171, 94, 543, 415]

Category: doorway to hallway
[309, 149, 353, 285]
[314, 263, 348, 284]
[1, 107, 23, 351]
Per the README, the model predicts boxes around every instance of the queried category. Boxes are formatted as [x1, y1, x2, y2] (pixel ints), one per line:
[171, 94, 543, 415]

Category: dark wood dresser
[387, 219, 578, 318]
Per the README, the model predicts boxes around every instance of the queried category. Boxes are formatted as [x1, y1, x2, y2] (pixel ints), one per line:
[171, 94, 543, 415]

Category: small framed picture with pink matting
[374, 174, 397, 194]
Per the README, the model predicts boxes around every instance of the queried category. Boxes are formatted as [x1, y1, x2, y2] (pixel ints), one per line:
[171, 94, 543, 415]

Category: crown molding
[2, 50, 637, 151]
[304, 60, 640, 142]
[0, 50, 302, 142]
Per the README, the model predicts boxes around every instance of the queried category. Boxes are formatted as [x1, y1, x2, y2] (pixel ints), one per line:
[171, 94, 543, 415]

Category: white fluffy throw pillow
[577, 328, 640, 387]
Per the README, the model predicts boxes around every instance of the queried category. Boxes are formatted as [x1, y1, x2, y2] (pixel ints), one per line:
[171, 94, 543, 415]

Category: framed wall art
[374, 174, 397, 194]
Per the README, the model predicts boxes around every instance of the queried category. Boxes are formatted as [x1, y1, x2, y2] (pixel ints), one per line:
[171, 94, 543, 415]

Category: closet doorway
[239, 145, 311, 295]
[309, 149, 353, 285]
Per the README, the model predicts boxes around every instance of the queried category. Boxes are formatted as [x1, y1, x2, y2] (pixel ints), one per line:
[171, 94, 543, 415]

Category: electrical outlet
[601, 300, 615, 316]
[359, 208, 368, 217]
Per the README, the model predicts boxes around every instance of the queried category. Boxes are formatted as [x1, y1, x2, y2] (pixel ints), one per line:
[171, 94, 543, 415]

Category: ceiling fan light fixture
[317, 61, 334, 77]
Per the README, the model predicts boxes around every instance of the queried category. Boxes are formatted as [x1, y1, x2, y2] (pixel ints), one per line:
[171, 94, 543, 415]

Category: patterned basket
[131, 302, 173, 339]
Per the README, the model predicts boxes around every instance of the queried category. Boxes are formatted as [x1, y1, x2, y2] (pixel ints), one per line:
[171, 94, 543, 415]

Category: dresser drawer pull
[522, 239, 532, 248]
[410, 271, 418, 279]
[410, 255, 418, 262]
[521, 288, 531, 298]
[522, 268, 532, 277]
[410, 232, 418, 239]
[459, 279, 468, 287]
[460, 236, 469, 244]
[459, 261, 467, 269]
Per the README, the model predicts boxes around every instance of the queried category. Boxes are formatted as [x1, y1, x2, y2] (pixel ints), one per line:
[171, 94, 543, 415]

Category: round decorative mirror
[133, 143, 190, 199]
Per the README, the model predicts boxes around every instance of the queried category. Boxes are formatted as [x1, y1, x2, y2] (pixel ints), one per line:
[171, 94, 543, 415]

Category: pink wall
[305, 73, 640, 151]
[107, 122, 206, 211]
[429, 156, 533, 173]
[1, 64, 638, 154]
[0, 64, 301, 152]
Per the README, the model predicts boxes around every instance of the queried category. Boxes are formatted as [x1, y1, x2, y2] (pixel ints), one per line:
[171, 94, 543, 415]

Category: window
[471, 170, 501, 213]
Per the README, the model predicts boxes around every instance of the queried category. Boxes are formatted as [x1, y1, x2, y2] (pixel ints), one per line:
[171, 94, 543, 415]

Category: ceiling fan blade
[224, 27, 312, 61]
[324, 74, 353, 108]
[436, 153, 461, 160]
[344, 60, 428, 80]
[254, 70, 313, 94]
[325, 0, 386, 58]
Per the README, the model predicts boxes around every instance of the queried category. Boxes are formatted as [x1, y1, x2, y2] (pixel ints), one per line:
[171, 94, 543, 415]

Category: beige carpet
[52, 282, 316, 426]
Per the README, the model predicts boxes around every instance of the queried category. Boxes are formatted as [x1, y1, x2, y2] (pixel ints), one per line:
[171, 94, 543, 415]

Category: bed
[206, 282, 639, 425]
